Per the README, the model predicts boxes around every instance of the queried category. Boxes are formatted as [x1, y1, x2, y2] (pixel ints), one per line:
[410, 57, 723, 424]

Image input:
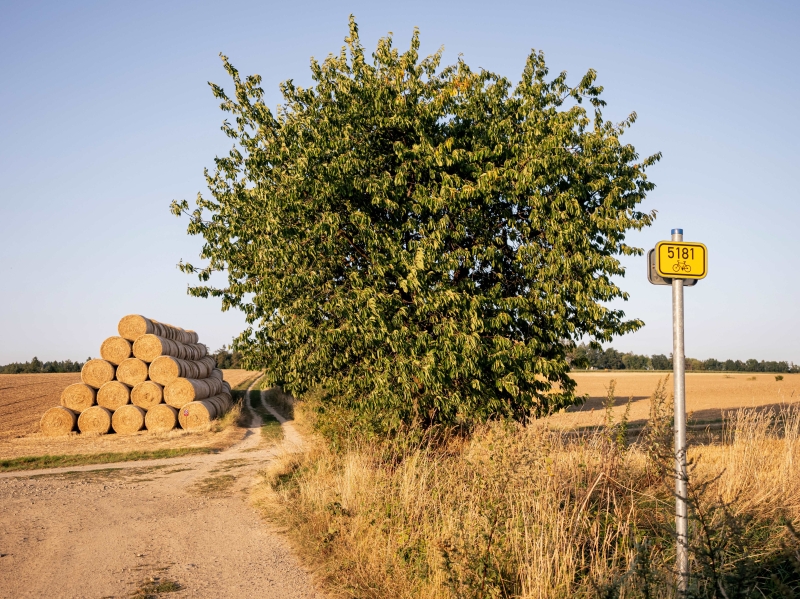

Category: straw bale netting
[145, 404, 178, 432]
[97, 381, 131, 411]
[178, 400, 217, 431]
[112, 404, 146, 435]
[78, 406, 112, 434]
[131, 381, 163, 410]
[118, 314, 198, 345]
[205, 396, 223, 414]
[40, 406, 77, 436]
[132, 334, 207, 362]
[99, 336, 132, 365]
[205, 393, 232, 415]
[60, 383, 97, 412]
[220, 385, 232, 402]
[81, 359, 116, 389]
[116, 358, 149, 386]
[164, 376, 225, 408]
[149, 355, 216, 386]
[206, 396, 231, 417]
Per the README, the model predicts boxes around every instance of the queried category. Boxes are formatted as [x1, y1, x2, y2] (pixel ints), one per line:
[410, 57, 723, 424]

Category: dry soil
[0, 385, 321, 599]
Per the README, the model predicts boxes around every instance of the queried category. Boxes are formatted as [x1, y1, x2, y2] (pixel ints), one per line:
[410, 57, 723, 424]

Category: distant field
[548, 371, 800, 430]
[0, 369, 260, 439]
[0, 373, 81, 437]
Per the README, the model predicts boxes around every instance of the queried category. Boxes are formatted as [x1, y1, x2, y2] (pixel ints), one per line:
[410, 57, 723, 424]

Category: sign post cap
[671, 228, 684, 235]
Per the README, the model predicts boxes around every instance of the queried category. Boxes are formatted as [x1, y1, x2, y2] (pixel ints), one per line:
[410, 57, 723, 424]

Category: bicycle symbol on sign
[672, 260, 692, 273]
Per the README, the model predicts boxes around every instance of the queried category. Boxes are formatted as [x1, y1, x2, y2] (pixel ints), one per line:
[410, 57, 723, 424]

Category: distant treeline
[1, 346, 244, 374]
[0, 357, 87, 374]
[567, 344, 799, 373]
[4, 345, 793, 375]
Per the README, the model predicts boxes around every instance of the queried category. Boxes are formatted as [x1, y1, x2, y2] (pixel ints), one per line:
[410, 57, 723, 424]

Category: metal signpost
[647, 229, 707, 593]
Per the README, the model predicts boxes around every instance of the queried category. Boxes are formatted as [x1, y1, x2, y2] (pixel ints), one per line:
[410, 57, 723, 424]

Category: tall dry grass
[255, 381, 800, 598]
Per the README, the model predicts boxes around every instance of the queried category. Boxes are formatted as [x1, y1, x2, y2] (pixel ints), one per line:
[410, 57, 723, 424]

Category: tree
[213, 346, 242, 369]
[172, 18, 659, 432]
[685, 357, 705, 371]
[605, 348, 629, 369]
[622, 352, 651, 370]
[0, 357, 85, 374]
[651, 354, 672, 370]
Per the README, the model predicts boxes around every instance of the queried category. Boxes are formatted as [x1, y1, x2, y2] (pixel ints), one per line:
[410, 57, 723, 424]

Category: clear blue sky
[1, 0, 798, 364]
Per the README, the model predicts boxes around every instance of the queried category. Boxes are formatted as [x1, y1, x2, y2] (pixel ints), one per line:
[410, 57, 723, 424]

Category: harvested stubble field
[0, 369, 260, 461]
[550, 371, 800, 430]
[0, 373, 80, 438]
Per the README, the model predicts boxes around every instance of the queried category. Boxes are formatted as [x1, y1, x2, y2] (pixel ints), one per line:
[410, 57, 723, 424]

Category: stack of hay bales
[40, 315, 233, 436]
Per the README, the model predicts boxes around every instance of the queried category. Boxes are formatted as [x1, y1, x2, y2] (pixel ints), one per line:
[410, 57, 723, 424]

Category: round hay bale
[118, 314, 197, 344]
[148, 356, 182, 386]
[111, 404, 146, 435]
[149, 356, 212, 386]
[81, 359, 116, 389]
[99, 336, 132, 365]
[145, 404, 178, 432]
[133, 334, 174, 362]
[208, 393, 232, 415]
[205, 395, 224, 415]
[178, 400, 217, 431]
[209, 368, 223, 381]
[116, 358, 149, 386]
[157, 321, 194, 345]
[40, 406, 77, 436]
[199, 356, 216, 376]
[97, 381, 131, 411]
[131, 381, 163, 410]
[78, 406, 112, 434]
[60, 383, 96, 412]
[132, 335, 207, 362]
[185, 330, 199, 344]
[183, 343, 206, 361]
[164, 377, 221, 407]
[216, 394, 232, 412]
[118, 314, 159, 341]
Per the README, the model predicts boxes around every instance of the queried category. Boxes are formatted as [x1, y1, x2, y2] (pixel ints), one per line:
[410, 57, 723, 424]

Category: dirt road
[0, 388, 321, 599]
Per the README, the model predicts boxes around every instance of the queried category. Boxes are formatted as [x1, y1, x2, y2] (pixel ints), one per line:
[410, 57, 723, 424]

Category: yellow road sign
[655, 241, 707, 279]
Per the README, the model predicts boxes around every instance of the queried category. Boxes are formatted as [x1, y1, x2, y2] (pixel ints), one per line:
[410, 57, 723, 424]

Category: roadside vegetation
[257, 381, 800, 598]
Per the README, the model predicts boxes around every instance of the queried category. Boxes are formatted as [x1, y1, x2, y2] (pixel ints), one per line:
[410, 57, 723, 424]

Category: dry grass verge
[254, 383, 800, 598]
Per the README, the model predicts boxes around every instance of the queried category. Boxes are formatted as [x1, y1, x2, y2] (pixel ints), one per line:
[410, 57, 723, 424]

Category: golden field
[550, 371, 800, 430]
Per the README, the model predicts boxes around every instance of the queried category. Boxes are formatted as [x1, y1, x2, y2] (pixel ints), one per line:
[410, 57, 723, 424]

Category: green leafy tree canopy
[172, 17, 660, 433]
